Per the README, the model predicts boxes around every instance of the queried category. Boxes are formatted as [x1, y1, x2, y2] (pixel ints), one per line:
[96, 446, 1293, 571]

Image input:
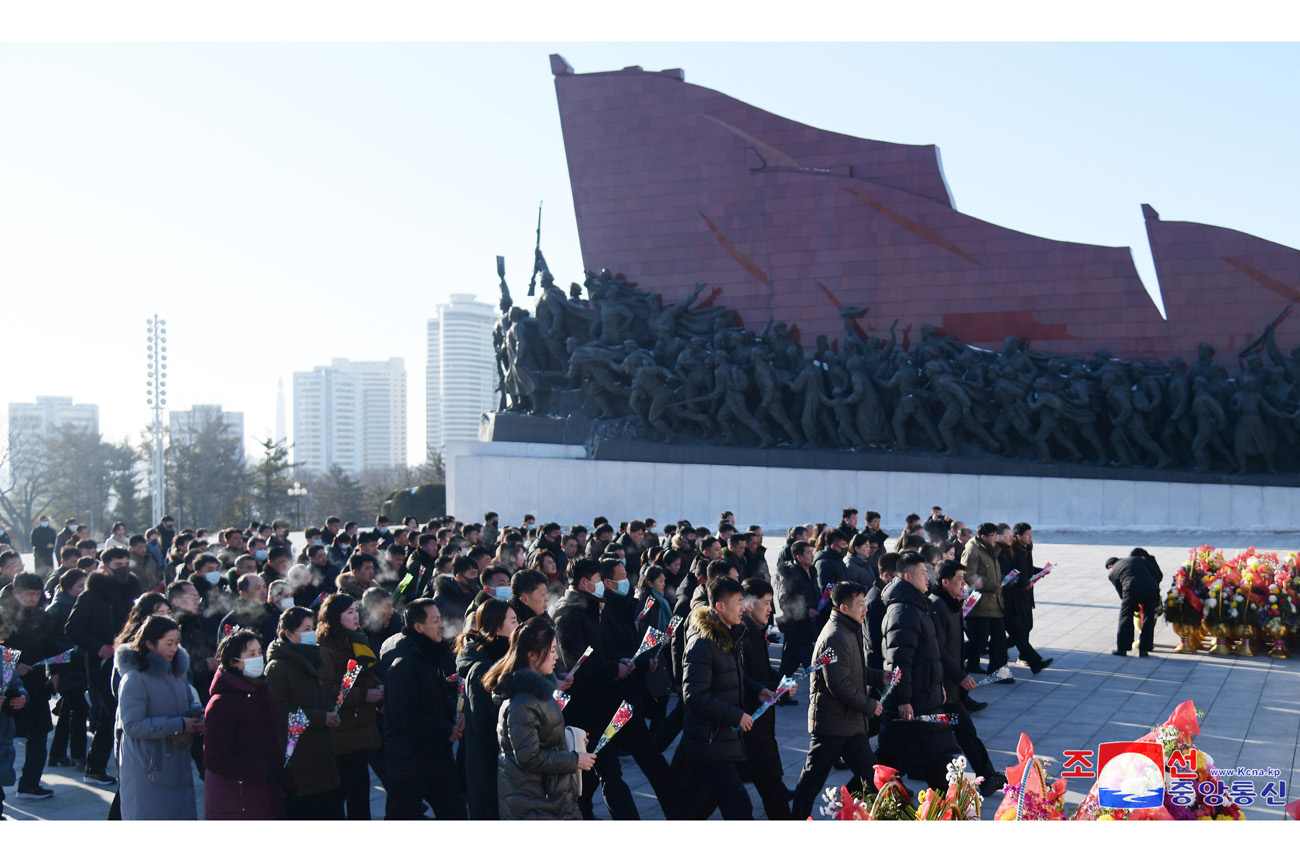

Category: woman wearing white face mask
[264, 607, 343, 820]
[453, 598, 522, 819]
[268, 579, 295, 612]
[203, 629, 286, 819]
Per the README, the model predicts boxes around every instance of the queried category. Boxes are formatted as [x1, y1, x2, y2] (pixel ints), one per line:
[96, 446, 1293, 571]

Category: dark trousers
[649, 700, 683, 753]
[777, 629, 815, 679]
[964, 616, 1008, 672]
[286, 788, 344, 820]
[50, 691, 87, 763]
[19, 731, 49, 789]
[668, 759, 752, 820]
[791, 732, 877, 820]
[85, 683, 116, 775]
[953, 706, 994, 777]
[617, 715, 675, 813]
[335, 750, 372, 820]
[386, 774, 467, 820]
[578, 746, 639, 819]
[1118, 592, 1159, 652]
[1005, 608, 1043, 667]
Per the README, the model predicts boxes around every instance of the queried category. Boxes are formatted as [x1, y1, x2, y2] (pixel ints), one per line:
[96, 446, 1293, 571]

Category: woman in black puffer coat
[454, 599, 517, 820]
[483, 618, 592, 820]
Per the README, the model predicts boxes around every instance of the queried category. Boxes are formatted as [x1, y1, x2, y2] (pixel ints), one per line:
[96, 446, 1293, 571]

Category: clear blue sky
[3, 42, 1298, 463]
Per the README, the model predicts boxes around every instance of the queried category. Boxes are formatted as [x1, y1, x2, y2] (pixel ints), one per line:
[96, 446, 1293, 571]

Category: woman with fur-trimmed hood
[483, 617, 591, 820]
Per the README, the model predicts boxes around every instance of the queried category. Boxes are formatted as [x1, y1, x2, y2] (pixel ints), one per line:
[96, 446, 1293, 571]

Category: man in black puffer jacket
[599, 557, 674, 812]
[929, 560, 1005, 796]
[383, 599, 467, 819]
[877, 552, 960, 790]
[791, 582, 886, 820]
[64, 550, 142, 784]
[667, 576, 771, 820]
[553, 557, 637, 820]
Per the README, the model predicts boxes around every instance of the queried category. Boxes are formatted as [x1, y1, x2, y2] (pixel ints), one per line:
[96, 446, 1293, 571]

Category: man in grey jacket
[790, 581, 885, 820]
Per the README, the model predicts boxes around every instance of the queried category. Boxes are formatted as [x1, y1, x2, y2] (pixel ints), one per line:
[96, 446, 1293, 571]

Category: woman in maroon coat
[203, 629, 290, 819]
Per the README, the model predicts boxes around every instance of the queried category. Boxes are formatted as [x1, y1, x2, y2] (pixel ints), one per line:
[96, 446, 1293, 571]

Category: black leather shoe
[963, 698, 988, 713]
[1029, 657, 1054, 675]
[1112, 650, 1128, 656]
[1138, 650, 1150, 657]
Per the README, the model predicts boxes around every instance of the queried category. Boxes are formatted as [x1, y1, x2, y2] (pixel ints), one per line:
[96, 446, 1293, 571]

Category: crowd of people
[0, 503, 1125, 821]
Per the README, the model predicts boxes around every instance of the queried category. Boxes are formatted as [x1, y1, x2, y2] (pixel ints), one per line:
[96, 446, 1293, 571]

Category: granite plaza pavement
[6, 530, 1298, 821]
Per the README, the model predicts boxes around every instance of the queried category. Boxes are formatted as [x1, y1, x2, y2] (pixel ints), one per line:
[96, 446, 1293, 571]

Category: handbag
[563, 725, 587, 797]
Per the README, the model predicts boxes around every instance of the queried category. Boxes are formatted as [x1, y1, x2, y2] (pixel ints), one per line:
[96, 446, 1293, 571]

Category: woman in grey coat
[116, 615, 204, 820]
[482, 617, 591, 820]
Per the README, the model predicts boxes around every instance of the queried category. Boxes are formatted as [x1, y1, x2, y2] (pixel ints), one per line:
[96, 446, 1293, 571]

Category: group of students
[0, 504, 1054, 820]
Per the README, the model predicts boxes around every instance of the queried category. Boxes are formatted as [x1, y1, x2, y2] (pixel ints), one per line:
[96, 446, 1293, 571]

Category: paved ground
[6, 530, 1298, 820]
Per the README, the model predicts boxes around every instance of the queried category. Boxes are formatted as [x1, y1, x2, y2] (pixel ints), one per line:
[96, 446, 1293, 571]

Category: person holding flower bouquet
[317, 593, 383, 820]
[1106, 552, 1161, 656]
[738, 577, 795, 820]
[483, 617, 594, 820]
[265, 606, 343, 820]
[203, 629, 289, 819]
[791, 581, 885, 820]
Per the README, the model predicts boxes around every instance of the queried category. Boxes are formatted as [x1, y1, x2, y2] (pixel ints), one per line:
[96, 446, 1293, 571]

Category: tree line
[0, 416, 444, 547]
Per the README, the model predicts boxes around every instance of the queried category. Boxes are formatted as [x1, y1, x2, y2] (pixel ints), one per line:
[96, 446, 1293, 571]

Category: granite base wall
[446, 440, 1298, 534]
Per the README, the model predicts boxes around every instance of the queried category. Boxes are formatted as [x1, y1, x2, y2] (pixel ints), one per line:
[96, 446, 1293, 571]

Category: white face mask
[242, 656, 265, 678]
[492, 585, 512, 602]
[277, 597, 294, 611]
[298, 630, 317, 646]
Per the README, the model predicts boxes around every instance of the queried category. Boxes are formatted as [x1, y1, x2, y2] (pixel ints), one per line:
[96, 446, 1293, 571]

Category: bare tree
[0, 425, 57, 549]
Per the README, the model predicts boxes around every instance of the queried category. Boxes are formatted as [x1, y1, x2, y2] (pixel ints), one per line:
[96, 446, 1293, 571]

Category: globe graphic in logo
[1098, 752, 1166, 808]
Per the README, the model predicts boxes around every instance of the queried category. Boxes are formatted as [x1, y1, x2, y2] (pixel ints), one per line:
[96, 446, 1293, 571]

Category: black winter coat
[44, 591, 86, 693]
[1004, 538, 1036, 618]
[813, 548, 848, 596]
[384, 632, 458, 782]
[456, 633, 509, 820]
[881, 579, 944, 714]
[65, 569, 142, 690]
[927, 590, 969, 709]
[739, 612, 783, 780]
[1, 600, 60, 736]
[776, 562, 817, 634]
[1108, 556, 1160, 600]
[669, 581, 708, 693]
[845, 553, 875, 588]
[807, 609, 884, 737]
[553, 588, 619, 732]
[864, 576, 892, 672]
[678, 607, 762, 763]
[430, 575, 477, 631]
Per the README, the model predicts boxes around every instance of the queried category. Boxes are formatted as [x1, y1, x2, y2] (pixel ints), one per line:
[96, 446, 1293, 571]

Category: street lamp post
[146, 315, 168, 526]
[288, 482, 307, 531]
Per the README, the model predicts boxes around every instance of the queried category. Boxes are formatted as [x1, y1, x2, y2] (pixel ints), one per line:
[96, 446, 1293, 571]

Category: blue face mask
[590, 579, 605, 599]
[614, 579, 630, 596]
[492, 585, 512, 602]
[254, 549, 268, 561]
[298, 630, 317, 646]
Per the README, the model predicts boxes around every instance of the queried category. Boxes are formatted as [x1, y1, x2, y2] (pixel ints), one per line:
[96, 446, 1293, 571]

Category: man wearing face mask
[327, 533, 352, 574]
[597, 556, 675, 812]
[64, 548, 143, 785]
[429, 555, 480, 634]
[465, 564, 514, 621]
[261, 548, 292, 587]
[553, 556, 638, 820]
[30, 515, 58, 576]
